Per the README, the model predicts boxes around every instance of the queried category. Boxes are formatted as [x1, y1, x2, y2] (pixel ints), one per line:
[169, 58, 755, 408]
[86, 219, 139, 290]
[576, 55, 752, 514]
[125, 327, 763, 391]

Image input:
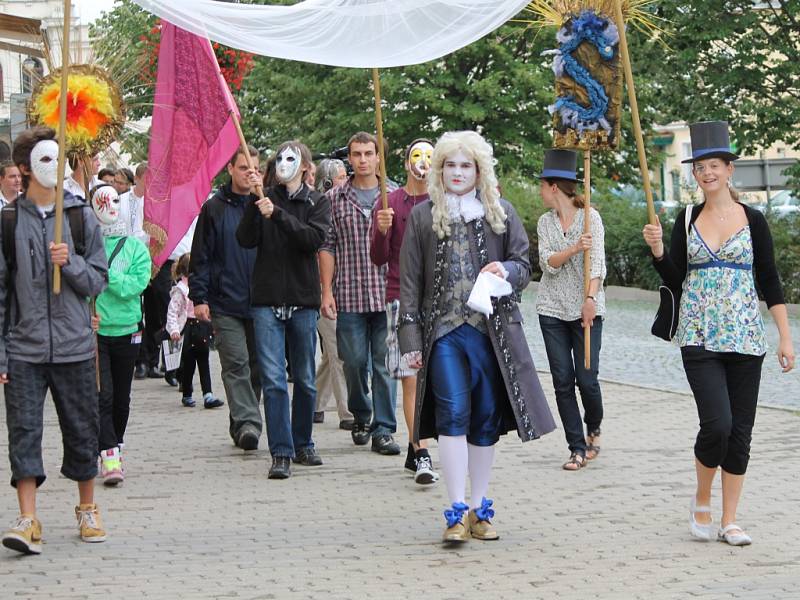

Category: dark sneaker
[339, 419, 355, 431]
[203, 393, 224, 409]
[147, 366, 165, 378]
[165, 371, 179, 387]
[371, 434, 401, 455]
[351, 422, 370, 446]
[313, 411, 325, 423]
[268, 456, 291, 479]
[404, 443, 416, 473]
[134, 363, 147, 380]
[237, 425, 260, 451]
[181, 396, 196, 408]
[414, 452, 439, 485]
[293, 448, 323, 466]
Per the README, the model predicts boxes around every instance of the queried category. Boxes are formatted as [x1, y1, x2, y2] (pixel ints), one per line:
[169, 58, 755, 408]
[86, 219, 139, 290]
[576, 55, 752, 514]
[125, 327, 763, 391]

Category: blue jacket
[189, 184, 256, 319]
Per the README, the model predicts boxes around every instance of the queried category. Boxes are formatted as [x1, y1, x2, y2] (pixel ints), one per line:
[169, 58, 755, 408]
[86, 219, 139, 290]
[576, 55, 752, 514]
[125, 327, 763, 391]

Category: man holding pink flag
[143, 21, 263, 449]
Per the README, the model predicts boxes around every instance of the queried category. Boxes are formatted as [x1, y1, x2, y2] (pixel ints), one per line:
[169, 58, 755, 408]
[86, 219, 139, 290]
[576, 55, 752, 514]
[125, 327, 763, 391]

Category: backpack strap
[1, 204, 17, 276]
[66, 205, 85, 256]
[107, 237, 127, 268]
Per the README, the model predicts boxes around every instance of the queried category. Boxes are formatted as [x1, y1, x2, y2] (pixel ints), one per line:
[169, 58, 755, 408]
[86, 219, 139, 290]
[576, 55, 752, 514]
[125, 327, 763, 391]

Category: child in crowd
[91, 185, 152, 486]
[166, 253, 223, 409]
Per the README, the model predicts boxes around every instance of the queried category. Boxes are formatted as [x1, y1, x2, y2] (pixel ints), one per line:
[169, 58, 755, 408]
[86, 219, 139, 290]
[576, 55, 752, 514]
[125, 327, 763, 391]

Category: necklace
[710, 203, 735, 221]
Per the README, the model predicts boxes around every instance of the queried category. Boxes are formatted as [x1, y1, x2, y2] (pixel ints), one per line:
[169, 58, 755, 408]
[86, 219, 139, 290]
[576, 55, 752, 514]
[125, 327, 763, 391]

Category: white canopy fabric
[131, 0, 530, 68]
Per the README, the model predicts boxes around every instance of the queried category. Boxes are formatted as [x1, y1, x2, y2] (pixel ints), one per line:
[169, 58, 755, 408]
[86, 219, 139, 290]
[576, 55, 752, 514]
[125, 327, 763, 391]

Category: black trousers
[681, 346, 765, 475]
[140, 259, 174, 368]
[98, 333, 141, 451]
[180, 322, 212, 397]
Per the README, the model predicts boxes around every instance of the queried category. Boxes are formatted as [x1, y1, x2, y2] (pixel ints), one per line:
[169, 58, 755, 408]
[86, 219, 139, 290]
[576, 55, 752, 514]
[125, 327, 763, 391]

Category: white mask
[91, 186, 121, 226]
[275, 146, 301, 184]
[30, 140, 60, 189]
[442, 150, 477, 196]
[407, 141, 433, 181]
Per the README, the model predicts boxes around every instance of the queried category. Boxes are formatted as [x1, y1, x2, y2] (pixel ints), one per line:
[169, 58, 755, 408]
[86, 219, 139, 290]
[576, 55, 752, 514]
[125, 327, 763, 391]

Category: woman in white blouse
[535, 149, 607, 471]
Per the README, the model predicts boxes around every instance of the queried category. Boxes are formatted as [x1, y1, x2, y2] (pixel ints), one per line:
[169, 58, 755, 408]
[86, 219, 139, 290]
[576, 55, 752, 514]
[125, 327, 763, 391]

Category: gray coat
[0, 194, 108, 371]
[398, 199, 556, 443]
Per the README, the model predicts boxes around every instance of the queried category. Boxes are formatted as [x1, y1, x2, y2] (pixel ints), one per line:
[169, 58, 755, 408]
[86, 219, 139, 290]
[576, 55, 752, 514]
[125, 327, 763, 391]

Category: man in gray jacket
[0, 127, 109, 555]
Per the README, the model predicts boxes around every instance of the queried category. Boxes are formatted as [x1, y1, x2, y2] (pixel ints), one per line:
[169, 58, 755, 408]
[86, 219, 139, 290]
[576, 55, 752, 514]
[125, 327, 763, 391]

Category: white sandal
[718, 523, 752, 546]
[689, 497, 713, 541]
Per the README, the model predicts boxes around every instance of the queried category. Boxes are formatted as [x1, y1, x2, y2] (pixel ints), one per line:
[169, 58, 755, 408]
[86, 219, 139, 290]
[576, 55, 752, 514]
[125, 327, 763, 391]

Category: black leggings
[180, 322, 212, 397]
[98, 333, 141, 451]
[681, 346, 764, 475]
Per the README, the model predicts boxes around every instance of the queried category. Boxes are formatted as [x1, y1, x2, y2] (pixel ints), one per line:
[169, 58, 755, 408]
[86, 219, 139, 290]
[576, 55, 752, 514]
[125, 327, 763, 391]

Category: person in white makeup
[0, 127, 109, 554]
[398, 131, 555, 543]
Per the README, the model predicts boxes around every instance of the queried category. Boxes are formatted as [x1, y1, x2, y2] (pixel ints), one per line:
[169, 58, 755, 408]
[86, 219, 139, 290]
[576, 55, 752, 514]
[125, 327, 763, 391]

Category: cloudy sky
[75, 0, 117, 24]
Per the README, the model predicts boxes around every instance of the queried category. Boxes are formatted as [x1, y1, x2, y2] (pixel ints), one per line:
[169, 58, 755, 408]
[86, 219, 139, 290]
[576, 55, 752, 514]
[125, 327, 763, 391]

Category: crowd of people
[0, 120, 795, 556]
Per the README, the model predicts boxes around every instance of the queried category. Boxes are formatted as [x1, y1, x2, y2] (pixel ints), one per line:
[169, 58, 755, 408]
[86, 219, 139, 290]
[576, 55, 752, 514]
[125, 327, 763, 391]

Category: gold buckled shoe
[442, 502, 470, 543]
[468, 498, 499, 540]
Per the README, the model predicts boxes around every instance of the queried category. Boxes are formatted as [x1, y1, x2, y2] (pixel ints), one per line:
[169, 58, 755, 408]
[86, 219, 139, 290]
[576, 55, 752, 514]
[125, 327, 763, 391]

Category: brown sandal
[585, 429, 601, 461]
[562, 452, 586, 471]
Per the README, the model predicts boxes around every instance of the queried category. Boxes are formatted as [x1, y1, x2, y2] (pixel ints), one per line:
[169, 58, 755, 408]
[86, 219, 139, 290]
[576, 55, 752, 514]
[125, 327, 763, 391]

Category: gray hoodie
[0, 193, 108, 372]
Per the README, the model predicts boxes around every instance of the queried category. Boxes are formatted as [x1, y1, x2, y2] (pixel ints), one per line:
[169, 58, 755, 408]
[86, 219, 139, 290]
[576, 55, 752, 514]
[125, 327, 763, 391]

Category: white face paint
[442, 150, 477, 196]
[275, 146, 301, 184]
[407, 141, 434, 181]
[30, 140, 60, 189]
[91, 186, 121, 226]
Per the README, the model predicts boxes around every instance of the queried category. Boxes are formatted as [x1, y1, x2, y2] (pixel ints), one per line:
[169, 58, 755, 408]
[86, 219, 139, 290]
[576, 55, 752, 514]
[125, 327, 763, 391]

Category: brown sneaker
[75, 504, 106, 543]
[468, 498, 499, 541]
[442, 503, 470, 543]
[2, 514, 43, 554]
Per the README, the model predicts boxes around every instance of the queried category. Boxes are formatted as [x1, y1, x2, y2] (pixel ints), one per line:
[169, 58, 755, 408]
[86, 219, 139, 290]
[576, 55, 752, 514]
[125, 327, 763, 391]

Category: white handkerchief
[467, 271, 513, 316]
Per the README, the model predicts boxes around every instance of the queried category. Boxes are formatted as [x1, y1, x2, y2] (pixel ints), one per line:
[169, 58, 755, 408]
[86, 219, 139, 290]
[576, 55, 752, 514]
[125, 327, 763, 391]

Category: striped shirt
[320, 179, 387, 313]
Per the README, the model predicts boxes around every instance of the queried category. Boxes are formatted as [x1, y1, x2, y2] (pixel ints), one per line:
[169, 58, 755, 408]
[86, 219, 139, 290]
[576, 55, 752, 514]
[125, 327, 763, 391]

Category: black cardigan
[653, 202, 785, 308]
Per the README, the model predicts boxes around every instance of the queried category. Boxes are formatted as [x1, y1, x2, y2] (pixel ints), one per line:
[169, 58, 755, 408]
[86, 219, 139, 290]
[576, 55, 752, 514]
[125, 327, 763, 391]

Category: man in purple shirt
[370, 138, 439, 485]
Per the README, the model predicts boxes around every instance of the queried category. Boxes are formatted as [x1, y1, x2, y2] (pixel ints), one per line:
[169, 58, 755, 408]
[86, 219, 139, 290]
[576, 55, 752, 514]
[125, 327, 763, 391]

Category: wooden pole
[583, 151, 592, 370]
[372, 68, 389, 210]
[52, 0, 72, 295]
[229, 110, 264, 199]
[613, 0, 656, 226]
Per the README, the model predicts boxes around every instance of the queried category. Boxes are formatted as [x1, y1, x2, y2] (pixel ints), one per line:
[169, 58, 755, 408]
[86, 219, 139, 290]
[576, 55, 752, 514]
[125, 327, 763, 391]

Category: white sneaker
[414, 454, 439, 485]
[100, 448, 123, 486]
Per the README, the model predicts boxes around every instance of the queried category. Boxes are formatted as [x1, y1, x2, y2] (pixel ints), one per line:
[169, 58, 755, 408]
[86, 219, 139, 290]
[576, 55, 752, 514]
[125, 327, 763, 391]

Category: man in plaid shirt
[320, 132, 399, 455]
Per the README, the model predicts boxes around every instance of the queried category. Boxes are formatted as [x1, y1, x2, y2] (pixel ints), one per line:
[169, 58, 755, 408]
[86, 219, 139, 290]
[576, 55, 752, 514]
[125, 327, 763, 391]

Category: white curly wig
[428, 130, 506, 239]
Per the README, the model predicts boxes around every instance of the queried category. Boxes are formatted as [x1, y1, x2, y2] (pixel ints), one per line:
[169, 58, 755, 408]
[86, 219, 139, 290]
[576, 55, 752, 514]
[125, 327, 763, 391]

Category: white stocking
[437, 435, 468, 505]
[468, 443, 495, 509]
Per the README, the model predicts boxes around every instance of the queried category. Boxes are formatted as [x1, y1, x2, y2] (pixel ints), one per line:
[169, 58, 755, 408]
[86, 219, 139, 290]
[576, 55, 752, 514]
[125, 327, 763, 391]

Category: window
[22, 57, 44, 94]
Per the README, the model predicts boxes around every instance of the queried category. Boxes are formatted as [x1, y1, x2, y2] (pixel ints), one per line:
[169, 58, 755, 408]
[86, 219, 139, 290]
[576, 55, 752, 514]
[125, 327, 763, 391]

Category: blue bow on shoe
[474, 497, 495, 522]
[443, 502, 470, 528]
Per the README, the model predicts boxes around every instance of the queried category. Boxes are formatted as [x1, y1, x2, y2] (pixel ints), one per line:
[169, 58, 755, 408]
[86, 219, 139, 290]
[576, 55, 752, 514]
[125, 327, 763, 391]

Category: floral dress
[676, 224, 767, 356]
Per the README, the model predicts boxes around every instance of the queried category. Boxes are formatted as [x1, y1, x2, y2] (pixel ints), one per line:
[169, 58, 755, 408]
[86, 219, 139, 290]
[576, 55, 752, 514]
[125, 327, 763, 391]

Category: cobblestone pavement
[522, 285, 800, 410]
[1, 346, 798, 599]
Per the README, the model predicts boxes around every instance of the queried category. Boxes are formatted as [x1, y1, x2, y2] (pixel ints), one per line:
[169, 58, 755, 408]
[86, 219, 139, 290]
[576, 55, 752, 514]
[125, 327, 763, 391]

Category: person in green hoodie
[90, 185, 152, 486]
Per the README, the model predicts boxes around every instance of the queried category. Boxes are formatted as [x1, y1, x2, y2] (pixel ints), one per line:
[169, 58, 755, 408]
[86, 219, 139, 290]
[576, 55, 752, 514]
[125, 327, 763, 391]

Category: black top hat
[681, 120, 739, 164]
[537, 149, 582, 182]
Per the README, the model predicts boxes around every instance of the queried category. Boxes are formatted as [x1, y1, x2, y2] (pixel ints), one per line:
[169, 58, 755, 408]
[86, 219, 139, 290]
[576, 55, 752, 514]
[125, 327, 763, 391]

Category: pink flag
[144, 21, 241, 267]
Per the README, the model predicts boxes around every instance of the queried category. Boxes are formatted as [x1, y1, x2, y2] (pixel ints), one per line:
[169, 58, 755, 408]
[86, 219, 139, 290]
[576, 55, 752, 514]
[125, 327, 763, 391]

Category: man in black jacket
[237, 141, 331, 479]
[190, 145, 262, 451]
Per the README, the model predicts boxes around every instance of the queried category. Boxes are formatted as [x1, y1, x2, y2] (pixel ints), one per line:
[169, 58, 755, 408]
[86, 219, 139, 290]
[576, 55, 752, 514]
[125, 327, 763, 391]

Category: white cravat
[445, 189, 484, 223]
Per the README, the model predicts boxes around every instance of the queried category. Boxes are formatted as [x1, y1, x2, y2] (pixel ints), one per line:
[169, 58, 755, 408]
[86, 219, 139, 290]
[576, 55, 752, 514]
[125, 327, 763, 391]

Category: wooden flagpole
[372, 68, 389, 210]
[230, 111, 264, 199]
[52, 0, 72, 295]
[613, 0, 656, 226]
[583, 151, 592, 370]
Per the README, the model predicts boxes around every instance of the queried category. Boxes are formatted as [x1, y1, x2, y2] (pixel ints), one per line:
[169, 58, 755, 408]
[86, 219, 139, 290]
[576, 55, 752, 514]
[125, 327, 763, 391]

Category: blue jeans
[253, 307, 318, 458]
[538, 315, 603, 456]
[336, 311, 397, 436]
